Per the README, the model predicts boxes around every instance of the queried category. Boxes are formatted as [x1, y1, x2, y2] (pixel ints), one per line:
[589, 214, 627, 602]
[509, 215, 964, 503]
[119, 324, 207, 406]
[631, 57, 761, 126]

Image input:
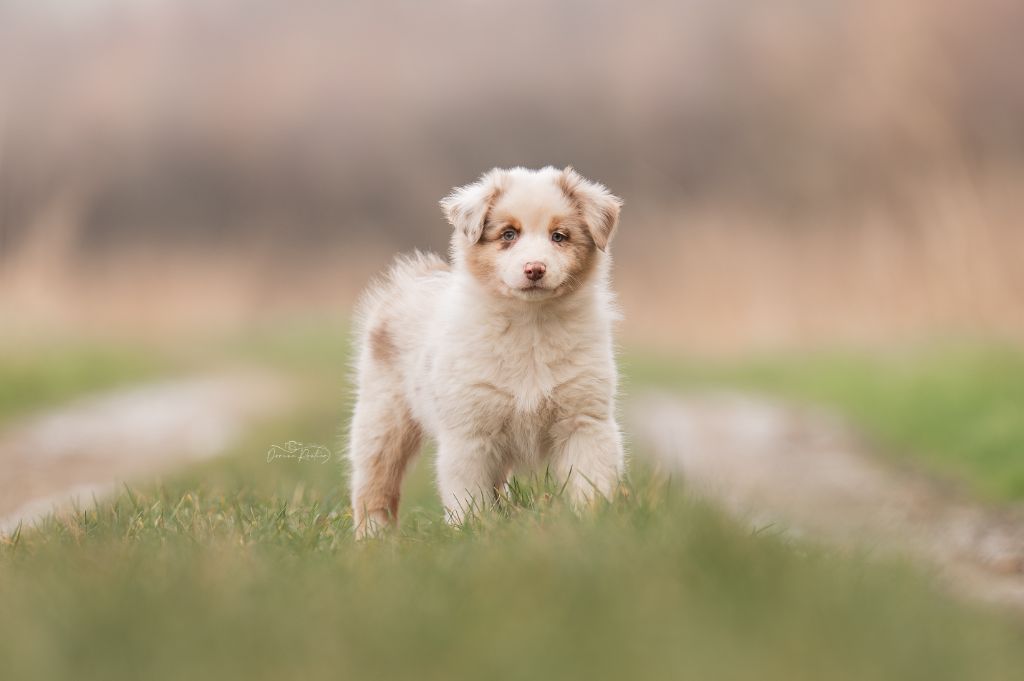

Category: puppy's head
[441, 166, 622, 300]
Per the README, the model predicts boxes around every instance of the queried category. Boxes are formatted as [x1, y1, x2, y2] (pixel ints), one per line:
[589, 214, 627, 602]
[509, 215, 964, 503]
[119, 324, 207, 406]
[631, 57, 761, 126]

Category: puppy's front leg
[549, 415, 624, 507]
[436, 432, 506, 525]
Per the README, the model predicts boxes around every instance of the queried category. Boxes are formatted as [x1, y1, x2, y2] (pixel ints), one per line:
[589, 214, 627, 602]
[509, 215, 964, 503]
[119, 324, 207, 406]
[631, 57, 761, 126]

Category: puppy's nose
[524, 262, 546, 281]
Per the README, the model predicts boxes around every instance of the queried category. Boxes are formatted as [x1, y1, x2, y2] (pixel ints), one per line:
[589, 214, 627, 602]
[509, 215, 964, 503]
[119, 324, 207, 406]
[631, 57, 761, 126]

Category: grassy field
[0, 340, 171, 425]
[3, 417, 1023, 681]
[625, 345, 1024, 502]
[2, 330, 1023, 680]
[0, 320, 349, 424]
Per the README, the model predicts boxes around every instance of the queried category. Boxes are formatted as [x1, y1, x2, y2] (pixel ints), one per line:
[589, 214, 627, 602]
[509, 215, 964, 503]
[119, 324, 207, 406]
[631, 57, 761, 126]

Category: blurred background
[3, 0, 1022, 353]
[3, 4, 1024, 678]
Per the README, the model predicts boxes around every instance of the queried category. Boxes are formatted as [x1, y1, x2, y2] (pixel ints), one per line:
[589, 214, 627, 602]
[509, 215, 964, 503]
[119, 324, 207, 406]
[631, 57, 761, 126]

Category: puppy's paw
[353, 508, 395, 540]
[562, 474, 622, 514]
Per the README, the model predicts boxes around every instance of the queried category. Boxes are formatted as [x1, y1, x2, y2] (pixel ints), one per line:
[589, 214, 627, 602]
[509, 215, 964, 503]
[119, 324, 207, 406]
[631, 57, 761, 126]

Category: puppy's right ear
[440, 169, 506, 244]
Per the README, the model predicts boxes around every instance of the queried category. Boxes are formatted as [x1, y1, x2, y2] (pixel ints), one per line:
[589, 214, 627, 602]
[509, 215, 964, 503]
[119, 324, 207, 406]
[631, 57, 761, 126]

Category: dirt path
[5, 377, 1021, 609]
[628, 392, 1024, 610]
[0, 371, 293, 534]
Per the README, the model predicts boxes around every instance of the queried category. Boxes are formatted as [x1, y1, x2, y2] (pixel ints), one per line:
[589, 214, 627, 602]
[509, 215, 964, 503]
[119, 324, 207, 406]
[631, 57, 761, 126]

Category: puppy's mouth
[507, 282, 558, 299]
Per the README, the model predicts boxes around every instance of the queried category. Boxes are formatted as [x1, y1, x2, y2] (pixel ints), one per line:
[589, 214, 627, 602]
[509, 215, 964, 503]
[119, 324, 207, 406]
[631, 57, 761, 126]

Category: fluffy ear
[440, 169, 506, 244]
[559, 167, 623, 251]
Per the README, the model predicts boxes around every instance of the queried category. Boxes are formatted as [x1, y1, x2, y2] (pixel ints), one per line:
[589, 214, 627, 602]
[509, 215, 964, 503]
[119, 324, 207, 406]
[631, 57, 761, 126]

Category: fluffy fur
[347, 166, 625, 537]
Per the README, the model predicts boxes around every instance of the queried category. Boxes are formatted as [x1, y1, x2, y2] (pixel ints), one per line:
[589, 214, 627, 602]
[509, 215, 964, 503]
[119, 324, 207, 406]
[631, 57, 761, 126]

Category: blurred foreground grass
[3, 414, 1023, 681]
[1, 327, 1023, 679]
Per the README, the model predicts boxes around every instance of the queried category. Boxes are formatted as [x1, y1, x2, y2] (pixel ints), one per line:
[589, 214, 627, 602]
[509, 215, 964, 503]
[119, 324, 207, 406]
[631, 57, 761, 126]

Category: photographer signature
[266, 440, 333, 464]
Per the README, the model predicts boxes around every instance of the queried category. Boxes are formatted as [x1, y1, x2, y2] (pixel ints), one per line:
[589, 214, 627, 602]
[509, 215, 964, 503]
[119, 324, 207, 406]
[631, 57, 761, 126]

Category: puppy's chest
[441, 326, 581, 416]
[484, 330, 577, 410]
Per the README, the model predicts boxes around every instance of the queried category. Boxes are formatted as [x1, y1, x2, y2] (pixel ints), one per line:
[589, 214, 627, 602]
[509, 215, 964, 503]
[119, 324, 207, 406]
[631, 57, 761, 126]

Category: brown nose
[524, 262, 546, 281]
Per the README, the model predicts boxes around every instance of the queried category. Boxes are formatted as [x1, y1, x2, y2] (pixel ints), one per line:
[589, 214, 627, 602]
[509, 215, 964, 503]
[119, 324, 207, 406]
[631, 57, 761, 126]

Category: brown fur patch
[551, 215, 600, 294]
[465, 217, 519, 292]
[369, 324, 397, 363]
[465, 240, 499, 287]
[353, 407, 422, 535]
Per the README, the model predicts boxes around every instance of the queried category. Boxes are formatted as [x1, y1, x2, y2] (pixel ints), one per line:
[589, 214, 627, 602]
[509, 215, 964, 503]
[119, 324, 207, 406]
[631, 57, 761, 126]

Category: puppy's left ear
[559, 167, 623, 252]
[440, 169, 506, 244]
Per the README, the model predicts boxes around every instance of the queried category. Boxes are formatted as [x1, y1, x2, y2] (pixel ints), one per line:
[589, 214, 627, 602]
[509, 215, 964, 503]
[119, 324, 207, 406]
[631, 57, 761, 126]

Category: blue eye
[501, 229, 517, 241]
[551, 232, 567, 243]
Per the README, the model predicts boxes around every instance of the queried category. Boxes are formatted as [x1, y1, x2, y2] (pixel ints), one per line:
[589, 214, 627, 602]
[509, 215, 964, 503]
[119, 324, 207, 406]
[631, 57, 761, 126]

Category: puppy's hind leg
[348, 390, 422, 539]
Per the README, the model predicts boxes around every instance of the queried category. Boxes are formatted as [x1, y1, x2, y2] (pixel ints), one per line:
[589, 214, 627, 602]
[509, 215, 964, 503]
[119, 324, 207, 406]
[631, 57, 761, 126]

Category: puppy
[348, 166, 625, 537]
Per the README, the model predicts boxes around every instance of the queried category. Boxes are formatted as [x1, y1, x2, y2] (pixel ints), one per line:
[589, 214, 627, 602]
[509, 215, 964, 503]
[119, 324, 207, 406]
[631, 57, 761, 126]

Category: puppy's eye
[551, 232, 568, 243]
[501, 229, 518, 241]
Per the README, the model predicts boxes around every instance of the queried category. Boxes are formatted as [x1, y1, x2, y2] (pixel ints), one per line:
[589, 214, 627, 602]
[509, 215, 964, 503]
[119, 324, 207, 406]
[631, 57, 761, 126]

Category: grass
[2, 332, 1024, 679]
[8, 327, 1019, 501]
[3, 415, 1023, 681]
[0, 319, 352, 424]
[625, 344, 1024, 501]
[0, 340, 171, 425]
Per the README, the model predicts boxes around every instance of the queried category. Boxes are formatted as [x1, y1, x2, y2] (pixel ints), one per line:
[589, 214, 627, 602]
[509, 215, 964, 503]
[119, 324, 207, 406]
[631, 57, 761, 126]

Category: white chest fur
[429, 279, 609, 417]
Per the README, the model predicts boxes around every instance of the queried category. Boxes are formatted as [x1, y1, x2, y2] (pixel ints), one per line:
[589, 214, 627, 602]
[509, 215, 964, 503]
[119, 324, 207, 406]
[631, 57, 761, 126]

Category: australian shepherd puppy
[348, 166, 625, 536]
